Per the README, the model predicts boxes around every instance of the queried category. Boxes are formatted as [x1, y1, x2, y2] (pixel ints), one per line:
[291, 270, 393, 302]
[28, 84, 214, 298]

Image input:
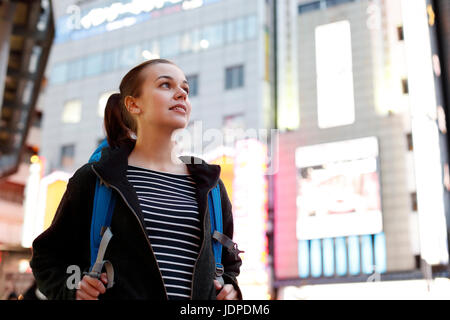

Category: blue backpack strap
[89, 179, 116, 267]
[209, 183, 244, 286]
[86, 138, 116, 288]
[208, 184, 224, 284]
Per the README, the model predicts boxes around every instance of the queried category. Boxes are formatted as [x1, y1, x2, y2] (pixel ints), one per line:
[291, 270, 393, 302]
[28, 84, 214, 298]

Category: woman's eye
[161, 82, 170, 88]
[184, 87, 189, 94]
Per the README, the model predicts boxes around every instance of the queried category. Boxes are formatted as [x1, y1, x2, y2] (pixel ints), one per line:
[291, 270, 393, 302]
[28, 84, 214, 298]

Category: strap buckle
[229, 242, 244, 260]
[215, 263, 225, 287]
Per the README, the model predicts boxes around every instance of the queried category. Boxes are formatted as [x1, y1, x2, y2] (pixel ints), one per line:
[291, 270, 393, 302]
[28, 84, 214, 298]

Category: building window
[67, 58, 84, 81]
[62, 99, 82, 123]
[160, 34, 180, 58]
[235, 17, 246, 42]
[84, 53, 102, 77]
[120, 44, 140, 68]
[50, 63, 68, 84]
[225, 65, 244, 90]
[60, 144, 75, 168]
[201, 24, 224, 49]
[186, 75, 199, 97]
[246, 15, 257, 40]
[102, 49, 119, 73]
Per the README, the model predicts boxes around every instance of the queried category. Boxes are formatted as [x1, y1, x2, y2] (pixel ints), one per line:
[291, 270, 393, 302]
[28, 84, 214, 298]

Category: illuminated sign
[315, 20, 355, 129]
[295, 137, 383, 240]
[402, 0, 449, 265]
[206, 139, 270, 299]
[21, 169, 71, 248]
[56, 0, 222, 43]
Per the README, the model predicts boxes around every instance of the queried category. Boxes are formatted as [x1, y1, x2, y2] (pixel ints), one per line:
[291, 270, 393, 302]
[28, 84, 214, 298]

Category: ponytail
[103, 58, 175, 149]
[103, 93, 137, 149]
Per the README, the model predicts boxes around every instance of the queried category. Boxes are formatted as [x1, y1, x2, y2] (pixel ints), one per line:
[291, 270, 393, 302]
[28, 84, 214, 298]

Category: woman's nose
[175, 86, 187, 100]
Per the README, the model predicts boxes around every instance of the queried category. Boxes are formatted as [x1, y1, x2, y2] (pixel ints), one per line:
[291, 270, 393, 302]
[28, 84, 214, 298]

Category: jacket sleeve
[29, 164, 94, 300]
[218, 179, 243, 300]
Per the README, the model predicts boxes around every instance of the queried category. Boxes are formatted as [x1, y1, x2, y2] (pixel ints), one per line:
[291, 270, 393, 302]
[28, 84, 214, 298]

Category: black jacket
[30, 139, 242, 300]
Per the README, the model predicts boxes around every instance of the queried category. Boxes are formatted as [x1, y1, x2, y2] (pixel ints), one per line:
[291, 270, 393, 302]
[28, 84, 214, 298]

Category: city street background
[0, 0, 450, 300]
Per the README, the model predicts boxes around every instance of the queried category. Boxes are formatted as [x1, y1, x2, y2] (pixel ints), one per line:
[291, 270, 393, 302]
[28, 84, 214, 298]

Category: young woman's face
[133, 63, 191, 131]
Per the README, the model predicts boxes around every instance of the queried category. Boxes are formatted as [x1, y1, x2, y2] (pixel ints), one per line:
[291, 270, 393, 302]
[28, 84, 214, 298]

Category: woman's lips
[170, 107, 186, 114]
[170, 104, 186, 114]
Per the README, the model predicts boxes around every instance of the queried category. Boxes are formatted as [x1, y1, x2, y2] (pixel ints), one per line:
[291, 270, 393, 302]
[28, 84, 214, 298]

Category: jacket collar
[92, 139, 221, 192]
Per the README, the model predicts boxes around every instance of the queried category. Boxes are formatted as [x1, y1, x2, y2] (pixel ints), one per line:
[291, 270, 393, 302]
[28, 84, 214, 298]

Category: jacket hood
[92, 139, 221, 192]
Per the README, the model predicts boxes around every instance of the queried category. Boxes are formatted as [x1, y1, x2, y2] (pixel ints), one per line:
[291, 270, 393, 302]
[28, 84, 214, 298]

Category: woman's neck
[128, 128, 187, 174]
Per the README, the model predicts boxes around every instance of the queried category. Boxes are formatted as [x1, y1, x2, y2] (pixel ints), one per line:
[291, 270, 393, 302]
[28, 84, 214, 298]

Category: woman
[30, 59, 242, 300]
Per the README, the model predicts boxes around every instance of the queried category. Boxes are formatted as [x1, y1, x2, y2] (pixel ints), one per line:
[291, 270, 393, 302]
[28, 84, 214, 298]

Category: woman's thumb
[100, 273, 108, 285]
[214, 279, 222, 290]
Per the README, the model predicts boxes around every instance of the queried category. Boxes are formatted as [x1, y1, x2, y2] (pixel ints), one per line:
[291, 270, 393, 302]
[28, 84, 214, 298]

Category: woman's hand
[76, 273, 108, 300]
[214, 279, 239, 300]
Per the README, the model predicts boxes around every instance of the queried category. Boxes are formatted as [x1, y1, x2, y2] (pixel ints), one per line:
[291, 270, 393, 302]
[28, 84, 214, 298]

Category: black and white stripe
[126, 165, 200, 300]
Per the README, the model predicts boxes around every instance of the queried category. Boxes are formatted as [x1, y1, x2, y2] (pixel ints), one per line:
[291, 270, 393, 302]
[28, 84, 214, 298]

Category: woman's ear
[124, 96, 141, 115]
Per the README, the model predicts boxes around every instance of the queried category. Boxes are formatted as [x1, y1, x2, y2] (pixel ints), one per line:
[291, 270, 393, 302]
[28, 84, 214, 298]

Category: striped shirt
[126, 165, 200, 300]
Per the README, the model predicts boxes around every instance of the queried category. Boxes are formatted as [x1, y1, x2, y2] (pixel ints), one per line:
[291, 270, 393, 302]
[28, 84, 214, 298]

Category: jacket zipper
[91, 165, 169, 300]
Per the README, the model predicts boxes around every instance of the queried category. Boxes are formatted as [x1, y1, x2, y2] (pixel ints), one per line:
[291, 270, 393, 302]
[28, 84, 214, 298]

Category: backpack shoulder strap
[86, 139, 116, 288]
[209, 183, 244, 285]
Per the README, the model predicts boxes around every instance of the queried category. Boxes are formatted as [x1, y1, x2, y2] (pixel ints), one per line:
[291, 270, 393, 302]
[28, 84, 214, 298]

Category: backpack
[85, 139, 242, 289]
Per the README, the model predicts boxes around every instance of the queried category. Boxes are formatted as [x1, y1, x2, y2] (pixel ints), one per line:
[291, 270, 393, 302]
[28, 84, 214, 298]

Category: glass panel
[225, 20, 235, 44]
[67, 58, 84, 81]
[160, 34, 180, 57]
[186, 75, 198, 97]
[119, 44, 140, 68]
[50, 63, 68, 84]
[61, 99, 82, 123]
[246, 15, 257, 40]
[60, 144, 75, 168]
[102, 49, 119, 72]
[235, 17, 245, 42]
[201, 24, 224, 48]
[84, 53, 102, 77]
[191, 29, 201, 52]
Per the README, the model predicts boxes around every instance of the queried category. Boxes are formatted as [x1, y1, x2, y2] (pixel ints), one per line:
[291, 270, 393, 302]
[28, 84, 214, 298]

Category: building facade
[273, 0, 450, 298]
[36, 0, 274, 300]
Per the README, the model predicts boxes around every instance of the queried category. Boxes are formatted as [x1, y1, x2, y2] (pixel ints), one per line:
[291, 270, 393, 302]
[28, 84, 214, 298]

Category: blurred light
[427, 4, 435, 26]
[315, 20, 355, 129]
[199, 39, 209, 49]
[19, 260, 30, 273]
[402, 0, 449, 265]
[142, 50, 159, 60]
[21, 160, 43, 248]
[77, 0, 192, 30]
[432, 54, 441, 77]
[30, 155, 40, 164]
[280, 278, 450, 300]
[182, 0, 203, 10]
[105, 17, 137, 31]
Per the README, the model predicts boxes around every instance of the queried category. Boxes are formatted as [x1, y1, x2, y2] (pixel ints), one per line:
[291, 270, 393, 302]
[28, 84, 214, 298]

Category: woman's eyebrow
[155, 75, 188, 84]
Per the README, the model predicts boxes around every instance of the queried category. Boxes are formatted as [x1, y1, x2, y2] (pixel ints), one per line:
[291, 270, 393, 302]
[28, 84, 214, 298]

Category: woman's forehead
[144, 63, 186, 82]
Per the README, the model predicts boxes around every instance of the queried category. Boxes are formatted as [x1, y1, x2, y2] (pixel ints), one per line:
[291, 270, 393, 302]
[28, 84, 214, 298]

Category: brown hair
[104, 58, 176, 148]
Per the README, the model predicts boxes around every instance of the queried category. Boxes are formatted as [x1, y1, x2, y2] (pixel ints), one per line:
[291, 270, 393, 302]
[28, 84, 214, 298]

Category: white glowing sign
[402, 0, 449, 265]
[57, 0, 220, 42]
[232, 139, 269, 299]
[21, 169, 72, 248]
[315, 20, 355, 129]
[65, 0, 209, 30]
